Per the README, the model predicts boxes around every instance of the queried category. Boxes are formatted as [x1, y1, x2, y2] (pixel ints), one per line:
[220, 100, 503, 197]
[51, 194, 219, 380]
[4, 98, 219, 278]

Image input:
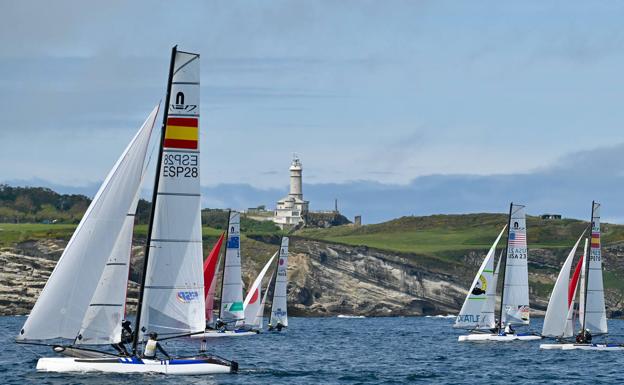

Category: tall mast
[497, 202, 513, 332]
[218, 209, 232, 320]
[132, 46, 177, 355]
[581, 200, 595, 334]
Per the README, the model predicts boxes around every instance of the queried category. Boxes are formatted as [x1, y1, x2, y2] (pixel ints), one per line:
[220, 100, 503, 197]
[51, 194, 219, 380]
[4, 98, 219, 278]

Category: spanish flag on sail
[164, 117, 198, 149]
[591, 232, 600, 248]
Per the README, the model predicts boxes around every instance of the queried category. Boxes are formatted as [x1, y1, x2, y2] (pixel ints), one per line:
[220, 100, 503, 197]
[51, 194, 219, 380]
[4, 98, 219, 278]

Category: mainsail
[564, 241, 586, 338]
[582, 202, 608, 334]
[204, 233, 225, 325]
[454, 227, 506, 329]
[243, 252, 277, 329]
[501, 204, 530, 326]
[139, 49, 205, 338]
[270, 237, 289, 327]
[541, 232, 584, 338]
[17, 107, 157, 342]
[219, 211, 245, 322]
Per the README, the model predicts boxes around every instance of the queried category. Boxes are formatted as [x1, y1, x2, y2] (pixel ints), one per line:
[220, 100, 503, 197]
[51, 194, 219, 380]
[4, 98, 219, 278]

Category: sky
[2, 1, 624, 223]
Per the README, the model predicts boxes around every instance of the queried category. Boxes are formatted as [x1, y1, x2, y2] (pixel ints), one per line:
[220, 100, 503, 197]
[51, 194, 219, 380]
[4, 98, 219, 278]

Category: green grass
[0, 223, 77, 248]
[298, 213, 624, 257]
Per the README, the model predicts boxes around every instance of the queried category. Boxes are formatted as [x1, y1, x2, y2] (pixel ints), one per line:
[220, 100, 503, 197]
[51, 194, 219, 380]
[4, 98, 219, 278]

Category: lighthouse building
[273, 156, 309, 229]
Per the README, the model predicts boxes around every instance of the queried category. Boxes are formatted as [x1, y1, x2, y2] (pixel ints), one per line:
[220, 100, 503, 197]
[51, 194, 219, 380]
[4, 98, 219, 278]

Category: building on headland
[273, 155, 309, 229]
[540, 214, 562, 220]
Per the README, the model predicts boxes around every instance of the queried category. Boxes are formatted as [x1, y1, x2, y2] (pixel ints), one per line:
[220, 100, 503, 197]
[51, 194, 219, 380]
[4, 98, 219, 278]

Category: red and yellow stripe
[164, 117, 198, 149]
[591, 233, 600, 248]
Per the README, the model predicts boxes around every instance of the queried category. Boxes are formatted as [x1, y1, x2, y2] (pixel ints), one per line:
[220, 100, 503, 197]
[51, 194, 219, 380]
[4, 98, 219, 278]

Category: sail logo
[456, 314, 480, 323]
[227, 236, 240, 249]
[176, 291, 199, 303]
[279, 258, 285, 266]
[273, 309, 286, 317]
[471, 274, 487, 295]
[171, 91, 197, 113]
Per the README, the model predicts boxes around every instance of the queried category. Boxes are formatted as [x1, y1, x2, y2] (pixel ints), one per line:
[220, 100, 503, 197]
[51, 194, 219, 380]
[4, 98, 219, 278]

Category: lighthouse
[273, 155, 309, 229]
[289, 156, 303, 201]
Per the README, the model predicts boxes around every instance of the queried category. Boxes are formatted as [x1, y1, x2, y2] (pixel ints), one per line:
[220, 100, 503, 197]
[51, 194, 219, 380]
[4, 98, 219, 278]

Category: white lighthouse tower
[274, 154, 309, 229]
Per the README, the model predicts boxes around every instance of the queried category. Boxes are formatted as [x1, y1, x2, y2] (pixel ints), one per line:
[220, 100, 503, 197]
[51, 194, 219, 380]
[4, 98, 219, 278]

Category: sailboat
[457, 203, 540, 342]
[194, 211, 256, 338]
[268, 237, 289, 331]
[241, 252, 277, 330]
[16, 47, 238, 374]
[203, 232, 225, 327]
[540, 202, 620, 350]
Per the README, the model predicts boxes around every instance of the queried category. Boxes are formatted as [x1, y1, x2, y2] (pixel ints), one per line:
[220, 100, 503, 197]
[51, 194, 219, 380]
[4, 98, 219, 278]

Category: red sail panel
[204, 233, 225, 322]
[569, 254, 584, 307]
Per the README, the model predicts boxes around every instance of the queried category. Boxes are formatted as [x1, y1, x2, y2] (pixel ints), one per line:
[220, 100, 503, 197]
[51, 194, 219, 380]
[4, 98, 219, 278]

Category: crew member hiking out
[143, 332, 171, 360]
[111, 320, 133, 356]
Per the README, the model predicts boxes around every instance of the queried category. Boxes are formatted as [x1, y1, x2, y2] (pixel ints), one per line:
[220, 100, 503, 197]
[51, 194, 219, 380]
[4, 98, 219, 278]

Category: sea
[2, 315, 624, 384]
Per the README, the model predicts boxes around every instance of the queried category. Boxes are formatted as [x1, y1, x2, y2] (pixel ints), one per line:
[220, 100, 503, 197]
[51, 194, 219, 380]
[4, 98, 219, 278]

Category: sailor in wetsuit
[268, 322, 284, 332]
[576, 329, 592, 344]
[111, 320, 133, 356]
[143, 332, 171, 360]
[215, 318, 227, 332]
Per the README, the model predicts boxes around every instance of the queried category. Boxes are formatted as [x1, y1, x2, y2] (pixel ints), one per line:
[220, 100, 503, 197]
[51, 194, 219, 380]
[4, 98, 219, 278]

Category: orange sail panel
[164, 117, 198, 149]
[204, 233, 225, 323]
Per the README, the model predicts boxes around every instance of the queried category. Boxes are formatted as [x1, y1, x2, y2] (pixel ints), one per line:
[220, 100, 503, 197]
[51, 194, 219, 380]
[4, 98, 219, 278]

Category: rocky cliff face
[2, 237, 623, 318]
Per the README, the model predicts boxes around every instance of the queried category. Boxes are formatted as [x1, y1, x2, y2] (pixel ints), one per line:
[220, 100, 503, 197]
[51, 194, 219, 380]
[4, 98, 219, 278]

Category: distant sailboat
[204, 232, 225, 326]
[541, 202, 621, 350]
[16, 47, 238, 374]
[242, 252, 277, 330]
[268, 237, 289, 331]
[194, 211, 256, 338]
[457, 203, 540, 342]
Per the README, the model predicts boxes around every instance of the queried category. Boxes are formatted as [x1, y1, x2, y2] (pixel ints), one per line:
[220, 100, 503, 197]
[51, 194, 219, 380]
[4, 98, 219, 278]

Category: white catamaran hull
[191, 330, 258, 338]
[458, 333, 541, 342]
[540, 343, 624, 351]
[36, 356, 235, 374]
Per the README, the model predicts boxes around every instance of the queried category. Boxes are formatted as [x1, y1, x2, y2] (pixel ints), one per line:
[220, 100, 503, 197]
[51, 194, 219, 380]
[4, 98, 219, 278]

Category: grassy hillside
[298, 213, 624, 257]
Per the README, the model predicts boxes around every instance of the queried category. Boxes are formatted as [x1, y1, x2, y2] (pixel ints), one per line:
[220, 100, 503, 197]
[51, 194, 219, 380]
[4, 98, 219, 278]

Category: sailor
[575, 329, 592, 343]
[143, 332, 171, 360]
[276, 322, 284, 332]
[111, 320, 133, 356]
[215, 318, 226, 332]
[504, 323, 515, 335]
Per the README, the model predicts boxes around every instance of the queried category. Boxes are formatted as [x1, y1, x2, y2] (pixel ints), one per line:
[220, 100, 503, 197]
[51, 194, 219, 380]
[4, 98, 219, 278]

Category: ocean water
[2, 315, 624, 384]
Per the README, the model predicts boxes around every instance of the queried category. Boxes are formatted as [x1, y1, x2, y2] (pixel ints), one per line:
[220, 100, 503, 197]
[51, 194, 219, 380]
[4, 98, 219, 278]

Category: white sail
[583, 202, 608, 334]
[483, 252, 501, 327]
[565, 239, 587, 338]
[579, 240, 587, 329]
[220, 211, 245, 322]
[76, 107, 159, 345]
[140, 50, 205, 338]
[270, 237, 289, 327]
[242, 252, 277, 329]
[541, 232, 584, 337]
[257, 270, 274, 329]
[17, 107, 156, 341]
[454, 227, 506, 329]
[502, 204, 530, 326]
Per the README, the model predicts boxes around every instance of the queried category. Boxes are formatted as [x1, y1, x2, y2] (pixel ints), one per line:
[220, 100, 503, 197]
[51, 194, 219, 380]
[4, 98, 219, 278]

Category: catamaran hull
[540, 343, 624, 351]
[458, 333, 541, 342]
[36, 357, 236, 375]
[191, 330, 258, 338]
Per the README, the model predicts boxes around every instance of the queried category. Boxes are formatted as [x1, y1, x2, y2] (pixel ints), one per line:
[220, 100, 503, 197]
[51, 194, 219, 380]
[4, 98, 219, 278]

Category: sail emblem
[279, 258, 285, 266]
[472, 275, 487, 295]
[171, 91, 197, 112]
[176, 291, 199, 303]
